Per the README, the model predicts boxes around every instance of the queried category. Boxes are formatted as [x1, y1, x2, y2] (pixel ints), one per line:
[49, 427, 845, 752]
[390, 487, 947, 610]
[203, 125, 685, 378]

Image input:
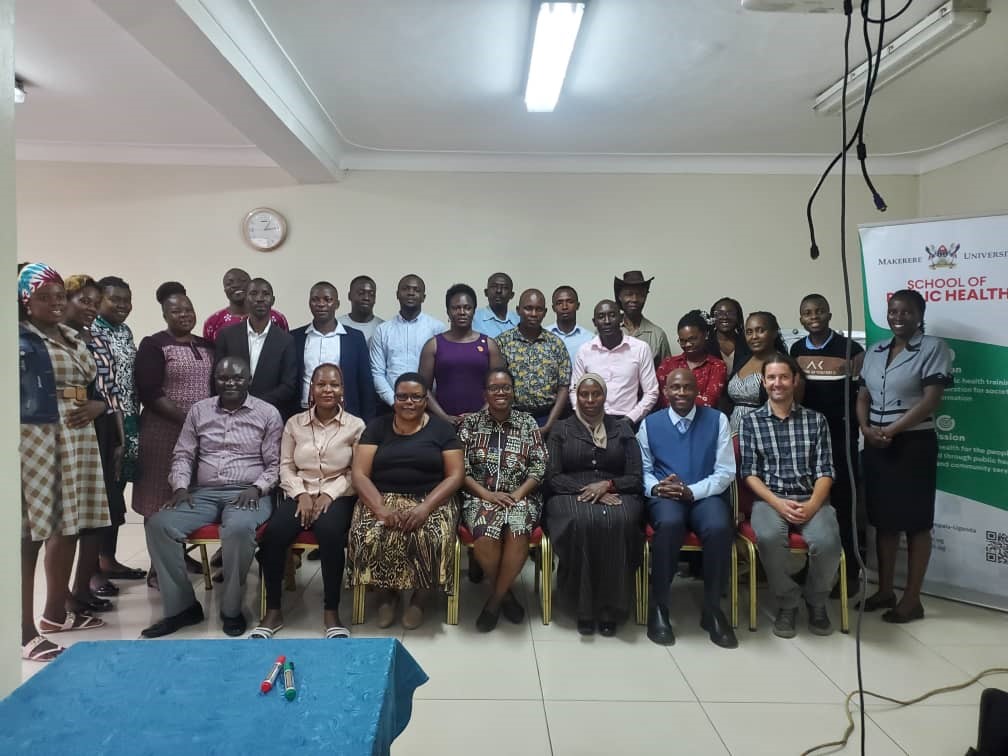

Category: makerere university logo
[926, 243, 959, 270]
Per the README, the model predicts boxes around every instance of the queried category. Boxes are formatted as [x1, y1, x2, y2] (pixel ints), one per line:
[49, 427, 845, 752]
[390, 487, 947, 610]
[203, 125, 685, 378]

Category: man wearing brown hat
[614, 270, 671, 367]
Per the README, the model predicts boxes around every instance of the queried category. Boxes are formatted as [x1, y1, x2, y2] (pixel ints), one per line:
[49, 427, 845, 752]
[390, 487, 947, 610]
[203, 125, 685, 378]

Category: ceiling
[13, 0, 1008, 179]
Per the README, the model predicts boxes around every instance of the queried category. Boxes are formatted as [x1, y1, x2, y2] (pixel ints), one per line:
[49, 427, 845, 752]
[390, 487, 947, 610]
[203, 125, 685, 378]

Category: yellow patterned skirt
[348, 493, 459, 593]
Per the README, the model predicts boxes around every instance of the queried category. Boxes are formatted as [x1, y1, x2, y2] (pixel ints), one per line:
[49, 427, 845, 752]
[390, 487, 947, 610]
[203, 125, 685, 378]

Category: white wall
[15, 162, 918, 339]
[2, 0, 21, 696]
[919, 143, 1008, 219]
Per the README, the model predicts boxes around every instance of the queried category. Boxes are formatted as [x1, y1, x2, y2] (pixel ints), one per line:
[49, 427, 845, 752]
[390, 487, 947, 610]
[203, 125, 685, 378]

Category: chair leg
[259, 563, 266, 620]
[447, 538, 460, 626]
[533, 546, 541, 596]
[540, 536, 552, 625]
[730, 541, 739, 629]
[839, 551, 849, 633]
[747, 541, 758, 631]
[284, 548, 297, 592]
[352, 582, 365, 625]
[199, 545, 213, 591]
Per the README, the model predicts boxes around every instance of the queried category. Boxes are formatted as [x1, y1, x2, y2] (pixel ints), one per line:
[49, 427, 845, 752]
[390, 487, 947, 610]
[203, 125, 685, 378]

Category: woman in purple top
[133, 282, 214, 532]
[419, 283, 504, 426]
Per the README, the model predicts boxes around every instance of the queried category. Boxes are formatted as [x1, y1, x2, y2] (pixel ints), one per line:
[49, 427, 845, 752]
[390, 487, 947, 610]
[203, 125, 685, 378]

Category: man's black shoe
[700, 607, 739, 649]
[141, 602, 204, 638]
[221, 612, 247, 637]
[646, 604, 675, 646]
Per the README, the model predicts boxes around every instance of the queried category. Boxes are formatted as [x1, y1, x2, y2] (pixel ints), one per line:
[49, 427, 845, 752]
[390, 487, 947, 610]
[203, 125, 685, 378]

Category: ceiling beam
[91, 0, 345, 183]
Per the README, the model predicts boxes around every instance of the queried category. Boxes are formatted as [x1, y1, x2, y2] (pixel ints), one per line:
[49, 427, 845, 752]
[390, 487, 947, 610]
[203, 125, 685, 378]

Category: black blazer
[290, 323, 376, 421]
[214, 321, 298, 414]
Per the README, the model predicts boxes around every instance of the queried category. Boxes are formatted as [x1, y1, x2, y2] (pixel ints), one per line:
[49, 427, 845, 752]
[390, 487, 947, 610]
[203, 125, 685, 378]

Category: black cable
[865, 0, 912, 23]
[854, 0, 889, 212]
[835, 11, 869, 756]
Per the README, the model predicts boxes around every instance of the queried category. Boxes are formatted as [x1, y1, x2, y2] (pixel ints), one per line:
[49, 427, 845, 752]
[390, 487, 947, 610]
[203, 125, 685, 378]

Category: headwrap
[574, 372, 608, 449]
[18, 263, 64, 305]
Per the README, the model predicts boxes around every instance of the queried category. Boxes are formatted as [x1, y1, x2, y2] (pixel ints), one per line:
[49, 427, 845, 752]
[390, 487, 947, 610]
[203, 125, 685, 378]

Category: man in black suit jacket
[291, 281, 376, 421]
[214, 278, 298, 415]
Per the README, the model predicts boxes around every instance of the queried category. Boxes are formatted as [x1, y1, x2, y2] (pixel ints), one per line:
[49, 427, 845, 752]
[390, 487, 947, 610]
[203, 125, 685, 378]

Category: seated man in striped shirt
[740, 353, 841, 639]
[142, 356, 283, 639]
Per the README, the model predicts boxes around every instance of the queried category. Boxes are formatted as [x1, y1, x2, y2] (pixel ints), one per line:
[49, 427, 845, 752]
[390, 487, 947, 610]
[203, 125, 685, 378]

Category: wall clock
[242, 207, 288, 252]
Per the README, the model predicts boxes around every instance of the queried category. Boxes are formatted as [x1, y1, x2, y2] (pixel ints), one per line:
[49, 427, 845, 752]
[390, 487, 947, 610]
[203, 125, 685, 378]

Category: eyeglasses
[394, 393, 427, 403]
[486, 385, 514, 395]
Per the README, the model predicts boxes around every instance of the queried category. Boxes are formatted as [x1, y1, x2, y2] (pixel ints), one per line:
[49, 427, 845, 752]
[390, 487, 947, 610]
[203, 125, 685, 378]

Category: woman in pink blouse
[251, 363, 365, 639]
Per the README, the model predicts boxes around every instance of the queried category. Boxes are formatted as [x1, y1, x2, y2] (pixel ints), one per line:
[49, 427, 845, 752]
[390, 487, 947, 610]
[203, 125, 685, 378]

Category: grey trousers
[750, 498, 841, 610]
[145, 485, 273, 618]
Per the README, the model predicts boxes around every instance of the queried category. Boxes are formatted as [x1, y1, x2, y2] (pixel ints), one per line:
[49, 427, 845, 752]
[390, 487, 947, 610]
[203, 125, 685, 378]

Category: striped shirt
[739, 402, 834, 498]
[169, 394, 283, 494]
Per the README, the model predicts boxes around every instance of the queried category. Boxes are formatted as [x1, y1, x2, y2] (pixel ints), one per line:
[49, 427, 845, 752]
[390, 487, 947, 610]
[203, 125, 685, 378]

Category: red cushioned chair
[184, 522, 269, 592]
[635, 484, 740, 627]
[733, 434, 849, 632]
[457, 524, 552, 624]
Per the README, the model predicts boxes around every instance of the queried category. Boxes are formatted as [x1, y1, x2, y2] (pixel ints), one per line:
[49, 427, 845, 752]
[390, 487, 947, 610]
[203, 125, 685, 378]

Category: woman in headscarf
[19, 264, 108, 662]
[544, 373, 645, 636]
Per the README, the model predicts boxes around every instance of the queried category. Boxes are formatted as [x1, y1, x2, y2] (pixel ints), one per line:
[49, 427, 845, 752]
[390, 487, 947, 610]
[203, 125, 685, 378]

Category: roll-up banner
[859, 213, 1008, 611]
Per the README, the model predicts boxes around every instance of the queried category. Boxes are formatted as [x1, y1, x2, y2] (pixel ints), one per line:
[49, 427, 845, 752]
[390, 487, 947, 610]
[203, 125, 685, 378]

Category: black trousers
[258, 495, 355, 611]
[828, 426, 860, 575]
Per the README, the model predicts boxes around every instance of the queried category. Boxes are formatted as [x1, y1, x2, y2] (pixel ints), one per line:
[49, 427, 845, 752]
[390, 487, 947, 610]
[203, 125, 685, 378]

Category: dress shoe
[773, 607, 799, 638]
[141, 602, 204, 638]
[476, 606, 500, 633]
[806, 603, 833, 636]
[859, 592, 898, 612]
[184, 554, 204, 574]
[576, 619, 596, 636]
[882, 602, 924, 624]
[700, 608, 738, 649]
[598, 621, 619, 637]
[500, 591, 525, 624]
[221, 611, 247, 637]
[646, 604, 675, 646]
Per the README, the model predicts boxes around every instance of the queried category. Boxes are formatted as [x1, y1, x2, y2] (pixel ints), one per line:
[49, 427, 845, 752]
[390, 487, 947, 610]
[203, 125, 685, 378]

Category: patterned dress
[20, 323, 111, 541]
[728, 372, 764, 434]
[458, 409, 547, 539]
[132, 331, 214, 517]
[86, 332, 126, 527]
[91, 316, 139, 481]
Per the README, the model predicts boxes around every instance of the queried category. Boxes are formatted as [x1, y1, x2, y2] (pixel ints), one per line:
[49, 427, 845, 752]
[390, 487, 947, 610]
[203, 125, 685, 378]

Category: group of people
[17, 261, 953, 661]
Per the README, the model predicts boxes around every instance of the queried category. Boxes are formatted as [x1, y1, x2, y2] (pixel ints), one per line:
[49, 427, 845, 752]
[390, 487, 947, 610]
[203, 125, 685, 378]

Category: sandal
[22, 635, 64, 662]
[38, 611, 106, 633]
[324, 626, 351, 639]
[248, 624, 283, 639]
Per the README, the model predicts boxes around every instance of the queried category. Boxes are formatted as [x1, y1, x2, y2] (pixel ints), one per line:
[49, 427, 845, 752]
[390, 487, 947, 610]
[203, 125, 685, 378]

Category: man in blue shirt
[547, 285, 594, 364]
[637, 368, 737, 648]
[473, 272, 519, 338]
[369, 275, 445, 409]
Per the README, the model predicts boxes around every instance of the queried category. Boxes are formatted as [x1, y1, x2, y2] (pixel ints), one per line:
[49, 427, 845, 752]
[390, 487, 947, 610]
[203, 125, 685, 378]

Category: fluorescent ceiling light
[524, 2, 585, 113]
[813, 0, 989, 115]
[14, 79, 25, 104]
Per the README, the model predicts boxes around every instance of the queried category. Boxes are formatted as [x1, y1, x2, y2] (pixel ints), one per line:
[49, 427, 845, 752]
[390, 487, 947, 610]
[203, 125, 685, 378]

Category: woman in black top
[349, 373, 464, 630]
[545, 373, 645, 636]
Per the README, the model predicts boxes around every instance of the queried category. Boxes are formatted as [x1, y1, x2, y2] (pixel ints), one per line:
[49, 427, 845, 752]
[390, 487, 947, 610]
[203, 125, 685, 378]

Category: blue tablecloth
[0, 638, 427, 756]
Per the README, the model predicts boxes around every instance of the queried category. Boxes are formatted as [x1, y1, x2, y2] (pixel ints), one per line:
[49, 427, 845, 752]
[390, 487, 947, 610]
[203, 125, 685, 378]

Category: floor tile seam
[667, 652, 731, 755]
[529, 628, 556, 756]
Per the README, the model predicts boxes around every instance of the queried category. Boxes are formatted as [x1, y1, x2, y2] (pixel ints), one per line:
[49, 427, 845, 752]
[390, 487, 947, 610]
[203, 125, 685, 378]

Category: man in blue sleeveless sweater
[637, 369, 737, 648]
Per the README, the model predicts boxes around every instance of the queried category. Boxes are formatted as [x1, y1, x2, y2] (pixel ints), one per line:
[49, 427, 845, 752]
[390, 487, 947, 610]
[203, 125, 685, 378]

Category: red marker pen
[261, 655, 286, 693]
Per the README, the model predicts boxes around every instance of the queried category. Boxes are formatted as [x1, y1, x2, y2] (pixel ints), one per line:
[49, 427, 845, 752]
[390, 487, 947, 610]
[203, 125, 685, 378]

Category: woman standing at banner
[857, 289, 953, 623]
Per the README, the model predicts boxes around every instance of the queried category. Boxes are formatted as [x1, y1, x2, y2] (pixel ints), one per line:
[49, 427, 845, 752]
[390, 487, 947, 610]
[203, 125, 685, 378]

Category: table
[0, 638, 427, 756]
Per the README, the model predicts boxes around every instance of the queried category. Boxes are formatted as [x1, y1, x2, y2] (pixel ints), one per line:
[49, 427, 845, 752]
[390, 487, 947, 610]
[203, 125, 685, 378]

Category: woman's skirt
[546, 493, 645, 621]
[863, 429, 938, 533]
[348, 493, 460, 592]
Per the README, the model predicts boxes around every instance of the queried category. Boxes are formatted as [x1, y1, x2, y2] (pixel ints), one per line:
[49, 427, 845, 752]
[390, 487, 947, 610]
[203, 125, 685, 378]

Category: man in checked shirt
[740, 353, 841, 639]
[142, 356, 283, 639]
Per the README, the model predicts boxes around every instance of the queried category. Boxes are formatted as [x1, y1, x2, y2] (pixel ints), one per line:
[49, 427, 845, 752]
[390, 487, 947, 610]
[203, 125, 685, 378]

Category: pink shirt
[570, 335, 659, 424]
[202, 307, 289, 344]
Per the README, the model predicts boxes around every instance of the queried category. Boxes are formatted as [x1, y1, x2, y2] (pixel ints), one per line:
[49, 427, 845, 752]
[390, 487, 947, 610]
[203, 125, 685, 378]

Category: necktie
[677, 418, 690, 434]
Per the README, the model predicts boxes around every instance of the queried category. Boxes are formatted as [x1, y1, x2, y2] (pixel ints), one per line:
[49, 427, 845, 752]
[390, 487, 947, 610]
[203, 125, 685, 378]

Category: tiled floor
[23, 518, 1008, 755]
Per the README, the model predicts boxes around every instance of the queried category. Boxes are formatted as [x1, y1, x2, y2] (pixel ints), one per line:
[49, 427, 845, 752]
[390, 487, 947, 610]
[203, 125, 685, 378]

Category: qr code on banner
[985, 531, 1008, 565]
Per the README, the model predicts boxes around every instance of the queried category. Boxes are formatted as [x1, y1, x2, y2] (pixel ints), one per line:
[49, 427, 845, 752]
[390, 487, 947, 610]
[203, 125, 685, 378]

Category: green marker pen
[282, 660, 296, 701]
